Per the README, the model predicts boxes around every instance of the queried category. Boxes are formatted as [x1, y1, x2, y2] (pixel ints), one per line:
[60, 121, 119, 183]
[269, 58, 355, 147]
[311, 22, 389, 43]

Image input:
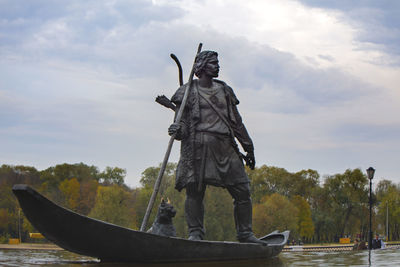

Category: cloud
[298, 0, 400, 64]
[318, 54, 334, 62]
[1, 0, 400, 186]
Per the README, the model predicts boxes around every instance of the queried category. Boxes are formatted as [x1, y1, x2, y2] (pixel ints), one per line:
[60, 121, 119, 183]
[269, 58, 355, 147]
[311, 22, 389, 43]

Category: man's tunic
[171, 79, 254, 191]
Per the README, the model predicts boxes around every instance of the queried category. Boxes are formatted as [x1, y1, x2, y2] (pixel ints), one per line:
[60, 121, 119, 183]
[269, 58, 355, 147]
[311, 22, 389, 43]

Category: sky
[1, 0, 399, 188]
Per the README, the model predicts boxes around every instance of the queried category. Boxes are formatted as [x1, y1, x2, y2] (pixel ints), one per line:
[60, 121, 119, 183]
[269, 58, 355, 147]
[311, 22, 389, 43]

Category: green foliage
[0, 163, 126, 241]
[39, 163, 101, 203]
[0, 165, 41, 187]
[247, 165, 319, 203]
[204, 187, 236, 241]
[0, 234, 9, 244]
[1, 162, 400, 244]
[139, 163, 176, 190]
[376, 180, 400, 241]
[323, 169, 368, 240]
[88, 185, 135, 228]
[0, 208, 9, 233]
[253, 193, 298, 237]
[59, 178, 80, 211]
[77, 180, 99, 215]
[98, 167, 126, 185]
[309, 186, 336, 242]
[0, 184, 18, 212]
[40, 163, 99, 187]
[294, 169, 320, 201]
[291, 195, 314, 241]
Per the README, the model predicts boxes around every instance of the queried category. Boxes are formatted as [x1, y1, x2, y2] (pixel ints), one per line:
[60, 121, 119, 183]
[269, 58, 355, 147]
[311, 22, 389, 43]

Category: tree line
[1, 163, 399, 243]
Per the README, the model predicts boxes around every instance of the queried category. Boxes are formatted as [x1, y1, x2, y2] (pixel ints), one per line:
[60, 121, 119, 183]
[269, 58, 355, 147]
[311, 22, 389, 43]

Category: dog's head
[157, 198, 176, 223]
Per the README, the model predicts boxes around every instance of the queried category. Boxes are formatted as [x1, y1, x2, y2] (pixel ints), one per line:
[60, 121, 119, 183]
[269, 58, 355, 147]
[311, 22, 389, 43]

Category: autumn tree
[98, 167, 126, 185]
[376, 180, 400, 240]
[291, 195, 314, 242]
[39, 163, 100, 203]
[294, 169, 320, 201]
[247, 165, 319, 204]
[309, 186, 336, 242]
[89, 185, 136, 228]
[253, 193, 298, 238]
[322, 169, 369, 241]
[0, 208, 9, 241]
[247, 165, 293, 202]
[203, 187, 236, 241]
[58, 178, 80, 211]
[0, 163, 127, 242]
[4, 162, 400, 244]
[77, 179, 99, 215]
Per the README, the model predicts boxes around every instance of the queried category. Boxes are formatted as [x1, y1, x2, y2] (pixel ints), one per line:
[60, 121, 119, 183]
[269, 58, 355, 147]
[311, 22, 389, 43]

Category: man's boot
[235, 199, 267, 245]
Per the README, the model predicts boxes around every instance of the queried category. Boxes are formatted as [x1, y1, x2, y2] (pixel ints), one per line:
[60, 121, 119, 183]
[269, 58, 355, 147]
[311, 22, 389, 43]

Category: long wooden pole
[140, 43, 203, 231]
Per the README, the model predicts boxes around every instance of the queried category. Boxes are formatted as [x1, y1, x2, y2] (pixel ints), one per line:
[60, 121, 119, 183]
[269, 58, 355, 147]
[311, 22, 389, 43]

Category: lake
[0, 248, 399, 266]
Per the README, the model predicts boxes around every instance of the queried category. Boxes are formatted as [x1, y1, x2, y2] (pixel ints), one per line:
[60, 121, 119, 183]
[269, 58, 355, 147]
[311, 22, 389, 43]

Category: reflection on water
[0, 248, 399, 266]
[0, 249, 97, 267]
[281, 249, 400, 267]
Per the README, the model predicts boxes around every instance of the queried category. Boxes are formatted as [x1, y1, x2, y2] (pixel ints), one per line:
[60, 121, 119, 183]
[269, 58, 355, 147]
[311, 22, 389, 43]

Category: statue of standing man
[168, 50, 265, 244]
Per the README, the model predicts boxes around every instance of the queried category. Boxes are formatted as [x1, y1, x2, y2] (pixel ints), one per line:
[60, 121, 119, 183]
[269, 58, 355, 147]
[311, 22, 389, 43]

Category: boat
[12, 184, 289, 263]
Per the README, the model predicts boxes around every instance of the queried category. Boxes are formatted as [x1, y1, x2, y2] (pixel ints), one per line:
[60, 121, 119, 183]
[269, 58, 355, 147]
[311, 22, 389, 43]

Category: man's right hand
[168, 123, 181, 136]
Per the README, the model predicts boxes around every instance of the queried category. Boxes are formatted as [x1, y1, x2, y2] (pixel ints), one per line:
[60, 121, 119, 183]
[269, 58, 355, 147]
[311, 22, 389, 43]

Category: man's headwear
[194, 50, 218, 77]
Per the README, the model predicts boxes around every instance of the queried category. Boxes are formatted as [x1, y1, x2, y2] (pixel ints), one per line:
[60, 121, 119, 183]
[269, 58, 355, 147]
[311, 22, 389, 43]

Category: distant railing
[283, 242, 400, 252]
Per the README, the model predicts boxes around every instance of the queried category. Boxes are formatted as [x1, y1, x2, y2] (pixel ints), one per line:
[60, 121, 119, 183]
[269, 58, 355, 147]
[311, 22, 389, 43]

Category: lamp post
[367, 167, 375, 250]
[18, 208, 21, 244]
[386, 202, 389, 241]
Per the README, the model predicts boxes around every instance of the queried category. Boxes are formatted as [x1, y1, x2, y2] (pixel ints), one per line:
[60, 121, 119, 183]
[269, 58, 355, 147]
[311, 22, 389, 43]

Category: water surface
[0, 248, 399, 266]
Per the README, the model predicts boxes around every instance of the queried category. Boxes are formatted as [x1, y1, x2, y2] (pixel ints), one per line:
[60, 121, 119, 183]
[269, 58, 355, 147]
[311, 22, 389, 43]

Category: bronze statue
[147, 198, 177, 237]
[10, 46, 289, 264]
[168, 50, 264, 244]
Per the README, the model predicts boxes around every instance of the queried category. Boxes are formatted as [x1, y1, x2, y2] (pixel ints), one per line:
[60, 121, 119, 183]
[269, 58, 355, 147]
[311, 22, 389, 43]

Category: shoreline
[0, 243, 63, 251]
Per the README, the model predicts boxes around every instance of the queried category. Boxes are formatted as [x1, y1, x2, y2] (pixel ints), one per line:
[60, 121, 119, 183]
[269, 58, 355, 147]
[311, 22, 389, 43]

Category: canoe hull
[12, 184, 288, 263]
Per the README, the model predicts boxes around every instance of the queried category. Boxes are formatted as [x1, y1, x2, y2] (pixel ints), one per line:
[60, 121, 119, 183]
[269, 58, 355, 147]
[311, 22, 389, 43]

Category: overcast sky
[1, 0, 399, 188]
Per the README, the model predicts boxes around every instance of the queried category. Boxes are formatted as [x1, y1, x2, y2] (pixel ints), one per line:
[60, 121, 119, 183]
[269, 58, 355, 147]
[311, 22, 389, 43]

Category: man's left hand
[245, 152, 255, 170]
